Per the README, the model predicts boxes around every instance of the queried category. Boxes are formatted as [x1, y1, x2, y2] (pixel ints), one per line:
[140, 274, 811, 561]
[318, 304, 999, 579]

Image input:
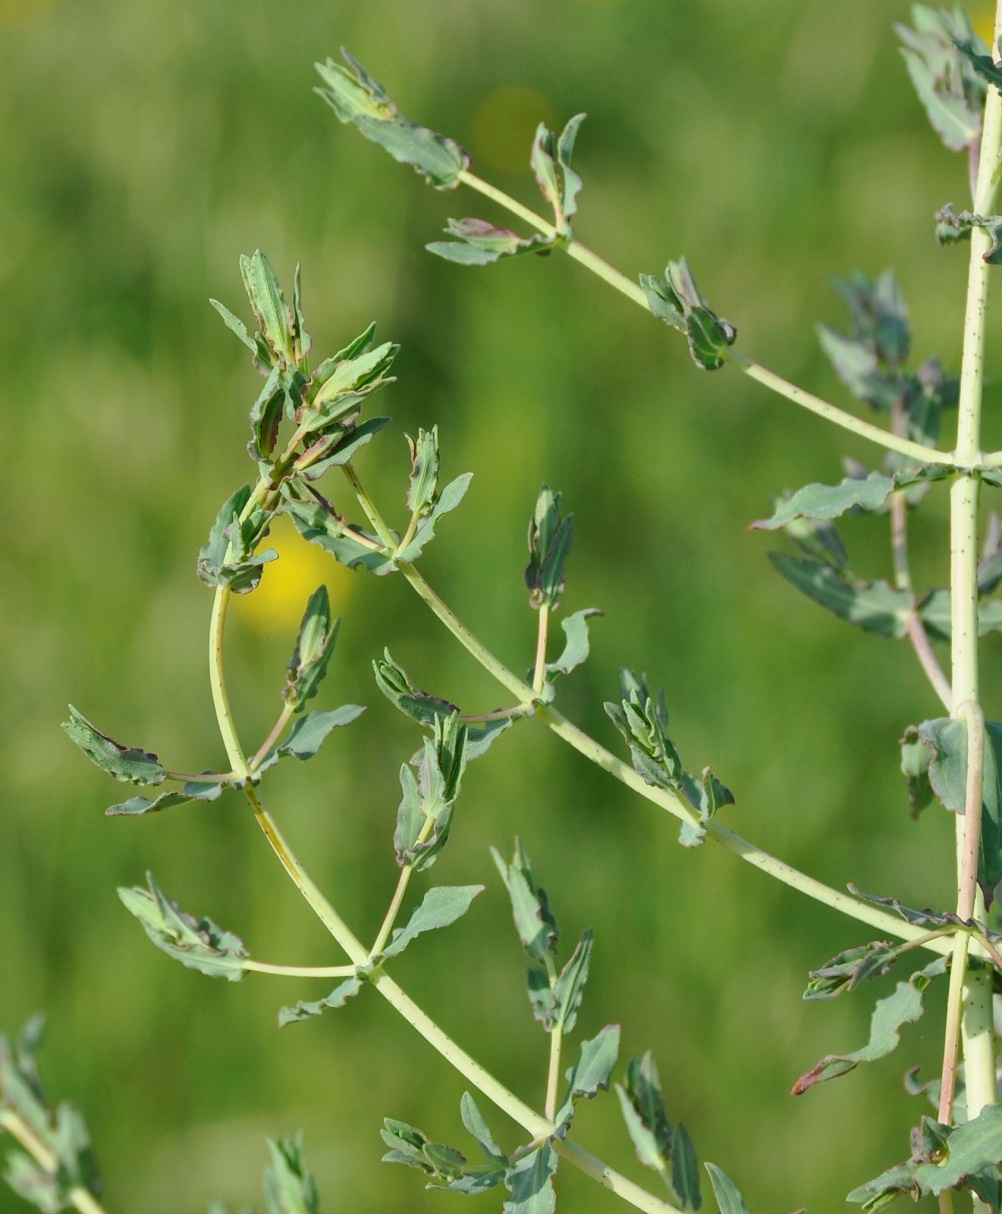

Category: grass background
[1, 0, 1000, 1210]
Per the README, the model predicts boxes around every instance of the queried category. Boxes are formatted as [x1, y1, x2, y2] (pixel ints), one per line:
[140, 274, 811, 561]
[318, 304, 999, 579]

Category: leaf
[545, 608, 603, 681]
[315, 50, 469, 188]
[106, 778, 225, 816]
[427, 218, 554, 265]
[935, 202, 1002, 264]
[263, 1135, 320, 1214]
[768, 552, 913, 638]
[897, 719, 1002, 906]
[283, 587, 340, 712]
[295, 416, 392, 482]
[117, 873, 248, 981]
[406, 426, 440, 517]
[62, 706, 165, 785]
[525, 485, 574, 610]
[847, 1106, 1002, 1207]
[460, 1093, 506, 1165]
[752, 465, 952, 530]
[848, 884, 996, 938]
[302, 341, 398, 430]
[791, 956, 948, 1094]
[503, 1143, 557, 1214]
[381, 885, 484, 960]
[256, 706, 366, 774]
[491, 838, 559, 963]
[641, 258, 737, 370]
[550, 928, 594, 1034]
[282, 491, 396, 575]
[954, 37, 1002, 90]
[896, 8, 986, 152]
[210, 297, 256, 352]
[240, 250, 295, 364]
[705, 1163, 751, 1214]
[531, 113, 587, 228]
[615, 1050, 699, 1208]
[197, 485, 278, 594]
[564, 1024, 620, 1104]
[278, 975, 365, 1026]
[393, 715, 468, 871]
[396, 472, 474, 563]
[804, 940, 901, 1000]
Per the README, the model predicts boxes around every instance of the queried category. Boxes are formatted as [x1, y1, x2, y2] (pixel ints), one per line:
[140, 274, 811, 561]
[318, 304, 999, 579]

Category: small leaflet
[503, 1142, 557, 1214]
[427, 218, 554, 265]
[491, 838, 559, 963]
[278, 975, 366, 1026]
[544, 608, 603, 682]
[315, 50, 469, 189]
[396, 472, 474, 563]
[62, 706, 165, 785]
[803, 940, 901, 1000]
[935, 203, 1002, 264]
[106, 778, 225, 817]
[525, 485, 574, 611]
[118, 873, 249, 981]
[705, 1164, 752, 1214]
[531, 113, 587, 231]
[640, 258, 736, 370]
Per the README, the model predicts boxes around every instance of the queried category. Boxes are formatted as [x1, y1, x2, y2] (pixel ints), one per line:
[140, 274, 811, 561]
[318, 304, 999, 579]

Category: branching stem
[0, 1109, 109, 1214]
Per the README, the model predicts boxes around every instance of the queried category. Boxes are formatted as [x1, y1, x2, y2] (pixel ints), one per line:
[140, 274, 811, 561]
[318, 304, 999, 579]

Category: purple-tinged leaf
[428, 218, 553, 265]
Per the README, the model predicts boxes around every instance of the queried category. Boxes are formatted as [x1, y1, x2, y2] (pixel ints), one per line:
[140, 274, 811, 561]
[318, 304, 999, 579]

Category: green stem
[249, 702, 297, 773]
[242, 959, 359, 978]
[457, 171, 951, 466]
[946, 36, 1002, 1135]
[532, 603, 551, 695]
[0, 1110, 110, 1214]
[544, 1023, 564, 1123]
[209, 584, 251, 780]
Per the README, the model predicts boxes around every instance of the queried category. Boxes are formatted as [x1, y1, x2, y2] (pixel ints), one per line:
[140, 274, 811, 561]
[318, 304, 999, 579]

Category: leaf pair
[641, 258, 737, 370]
[604, 670, 734, 846]
[198, 484, 278, 594]
[616, 1052, 700, 1210]
[398, 426, 474, 563]
[395, 713, 469, 871]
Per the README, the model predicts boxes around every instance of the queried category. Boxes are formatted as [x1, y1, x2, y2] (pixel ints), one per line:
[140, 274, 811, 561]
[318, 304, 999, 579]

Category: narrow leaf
[705, 1164, 751, 1214]
[564, 1024, 620, 1102]
[278, 975, 365, 1026]
[62, 706, 165, 785]
[551, 928, 593, 1033]
[257, 706, 366, 774]
[263, 1135, 320, 1214]
[768, 552, 912, 637]
[427, 218, 553, 265]
[545, 608, 603, 680]
[381, 885, 484, 960]
[106, 778, 224, 816]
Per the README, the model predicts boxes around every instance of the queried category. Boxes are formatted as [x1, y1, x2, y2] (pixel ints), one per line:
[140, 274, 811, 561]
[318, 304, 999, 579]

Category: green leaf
[848, 1106, 1002, 1206]
[406, 426, 440, 517]
[503, 1143, 557, 1214]
[752, 466, 952, 531]
[197, 485, 278, 594]
[849, 884, 998, 939]
[283, 587, 340, 712]
[792, 956, 948, 1094]
[118, 873, 248, 981]
[427, 217, 554, 265]
[896, 8, 986, 151]
[460, 1093, 506, 1165]
[106, 778, 225, 816]
[641, 259, 736, 370]
[315, 50, 469, 188]
[263, 1135, 320, 1214]
[954, 37, 1002, 90]
[935, 202, 1002, 264]
[531, 113, 587, 229]
[564, 1024, 620, 1103]
[396, 472, 474, 563]
[283, 490, 396, 575]
[897, 719, 1002, 906]
[278, 975, 365, 1026]
[804, 940, 901, 1000]
[302, 340, 397, 430]
[295, 416, 392, 482]
[62, 706, 165, 785]
[615, 1050, 699, 1207]
[705, 1163, 751, 1214]
[545, 608, 603, 681]
[240, 250, 295, 364]
[768, 552, 913, 637]
[393, 715, 468, 871]
[209, 297, 256, 352]
[257, 706, 366, 774]
[525, 485, 574, 610]
[491, 838, 559, 963]
[550, 928, 594, 1034]
[381, 885, 484, 960]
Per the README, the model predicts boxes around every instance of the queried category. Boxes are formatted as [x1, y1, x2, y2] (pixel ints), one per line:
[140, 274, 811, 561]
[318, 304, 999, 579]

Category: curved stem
[456, 171, 952, 467]
[209, 585, 251, 780]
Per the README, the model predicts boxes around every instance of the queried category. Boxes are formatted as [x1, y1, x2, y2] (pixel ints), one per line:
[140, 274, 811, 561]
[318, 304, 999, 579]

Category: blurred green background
[2, 0, 1001, 1210]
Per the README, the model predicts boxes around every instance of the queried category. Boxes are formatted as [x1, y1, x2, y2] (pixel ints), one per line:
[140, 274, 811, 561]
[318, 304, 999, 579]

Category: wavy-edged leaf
[283, 491, 396, 575]
[62, 706, 164, 785]
[283, 587, 340, 712]
[106, 778, 225, 816]
[545, 608, 603, 681]
[197, 484, 278, 594]
[393, 714, 467, 872]
[896, 9, 986, 152]
[551, 928, 593, 1034]
[563, 1024, 619, 1106]
[769, 553, 912, 637]
[315, 50, 469, 188]
[118, 873, 248, 981]
[460, 1093, 506, 1166]
[278, 974, 365, 1026]
[616, 1050, 699, 1208]
[396, 472, 473, 563]
[752, 466, 952, 531]
[531, 112, 587, 228]
[804, 940, 901, 1000]
[525, 484, 574, 610]
[792, 955, 948, 1094]
[295, 416, 392, 482]
[935, 202, 1002, 264]
[504, 1143, 557, 1214]
[381, 885, 484, 960]
[427, 218, 553, 265]
[256, 706, 366, 775]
